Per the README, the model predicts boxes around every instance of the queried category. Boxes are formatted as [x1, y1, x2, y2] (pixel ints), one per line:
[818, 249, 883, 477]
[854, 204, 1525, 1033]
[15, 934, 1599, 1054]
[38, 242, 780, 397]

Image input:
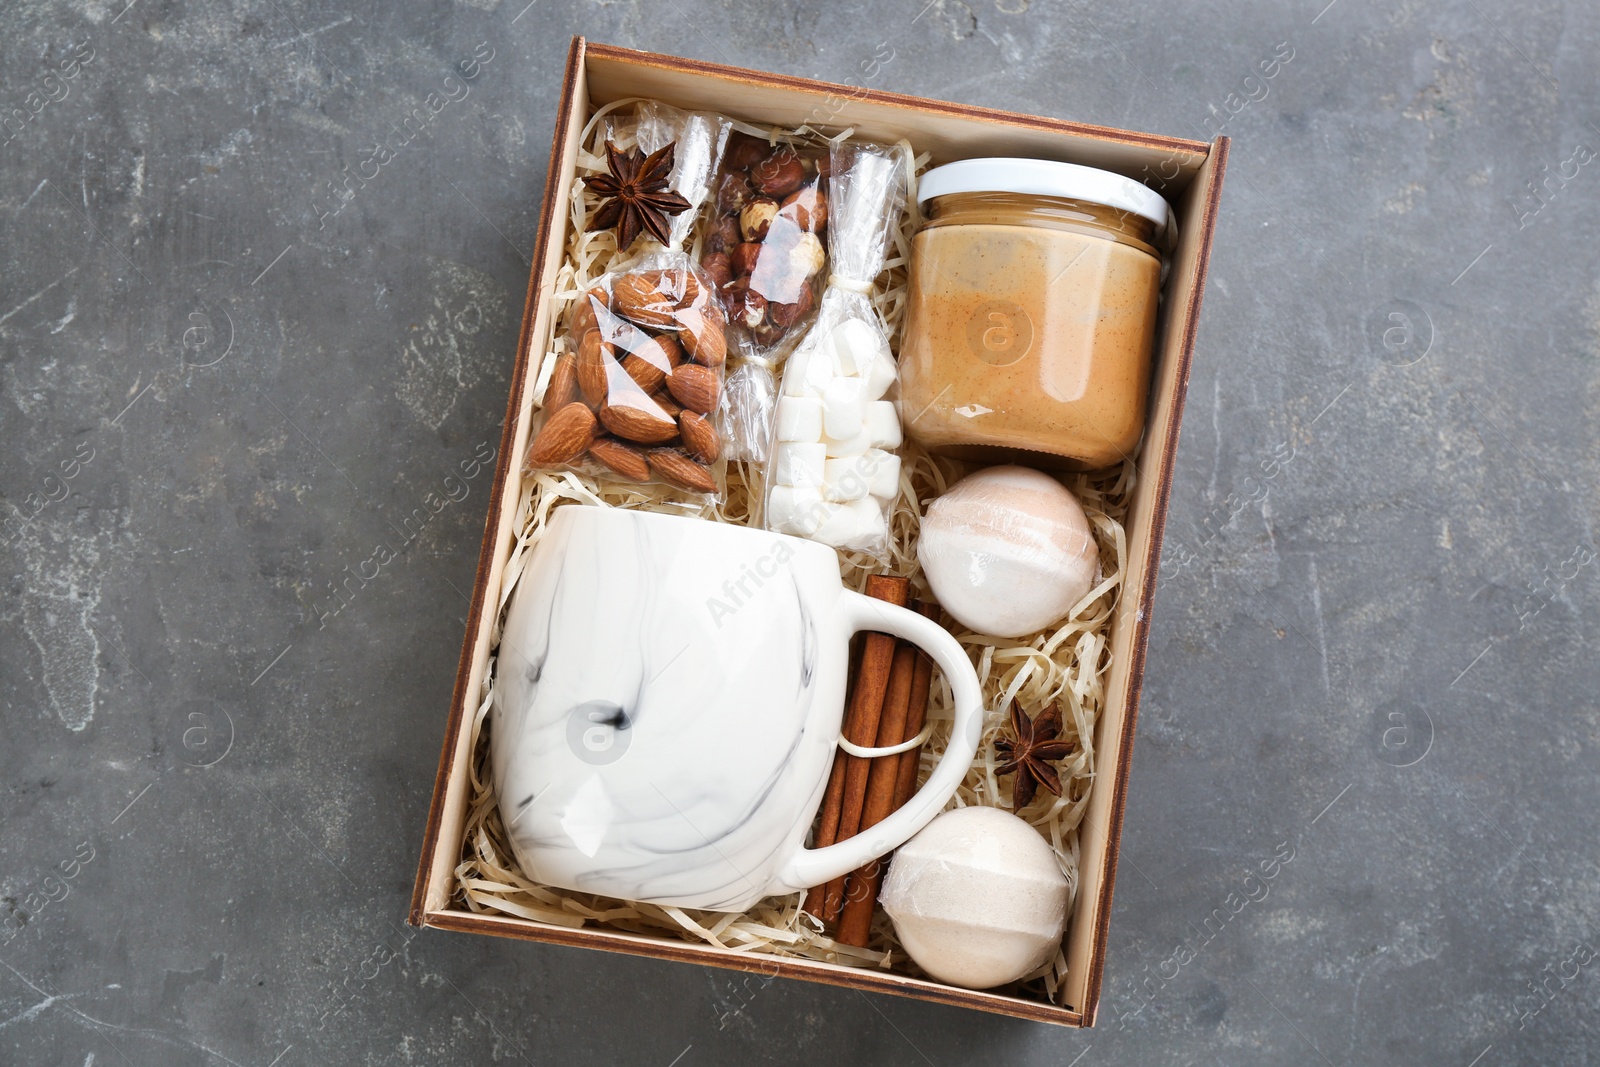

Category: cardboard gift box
[410, 37, 1228, 1028]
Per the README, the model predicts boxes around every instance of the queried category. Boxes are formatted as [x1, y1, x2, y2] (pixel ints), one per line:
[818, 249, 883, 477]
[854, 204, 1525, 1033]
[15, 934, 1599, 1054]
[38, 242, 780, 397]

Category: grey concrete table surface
[2, 0, 1596, 1063]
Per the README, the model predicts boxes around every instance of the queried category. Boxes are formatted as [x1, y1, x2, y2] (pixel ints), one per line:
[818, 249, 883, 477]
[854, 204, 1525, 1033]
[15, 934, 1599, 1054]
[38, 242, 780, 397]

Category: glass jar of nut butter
[899, 158, 1169, 469]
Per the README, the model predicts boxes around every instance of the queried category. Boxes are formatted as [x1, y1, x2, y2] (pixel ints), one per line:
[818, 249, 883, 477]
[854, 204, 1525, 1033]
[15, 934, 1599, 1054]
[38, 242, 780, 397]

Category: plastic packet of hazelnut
[761, 143, 909, 560]
[702, 133, 836, 464]
[524, 103, 732, 501]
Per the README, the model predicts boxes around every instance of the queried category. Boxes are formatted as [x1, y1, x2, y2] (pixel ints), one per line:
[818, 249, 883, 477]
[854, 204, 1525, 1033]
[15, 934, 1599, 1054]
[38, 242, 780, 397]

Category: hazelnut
[715, 171, 753, 215]
[727, 282, 767, 332]
[781, 184, 829, 232]
[701, 251, 732, 291]
[752, 320, 787, 346]
[740, 197, 780, 241]
[730, 241, 763, 276]
[789, 231, 827, 278]
[752, 147, 805, 197]
[725, 132, 769, 171]
[767, 283, 816, 328]
[705, 216, 740, 257]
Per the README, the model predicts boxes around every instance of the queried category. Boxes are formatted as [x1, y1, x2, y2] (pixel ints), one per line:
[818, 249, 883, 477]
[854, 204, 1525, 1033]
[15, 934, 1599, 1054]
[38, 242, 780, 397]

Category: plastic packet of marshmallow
[761, 142, 908, 559]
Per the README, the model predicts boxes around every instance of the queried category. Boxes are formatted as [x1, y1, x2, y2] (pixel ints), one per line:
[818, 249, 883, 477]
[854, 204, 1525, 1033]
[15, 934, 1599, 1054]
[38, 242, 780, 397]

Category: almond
[671, 270, 702, 309]
[576, 330, 614, 407]
[545, 353, 579, 410]
[526, 402, 596, 467]
[651, 390, 683, 418]
[612, 272, 680, 329]
[620, 334, 681, 393]
[667, 362, 721, 414]
[598, 396, 681, 445]
[568, 286, 608, 337]
[588, 437, 651, 482]
[678, 411, 721, 464]
[678, 308, 727, 367]
[648, 448, 718, 494]
[620, 353, 665, 394]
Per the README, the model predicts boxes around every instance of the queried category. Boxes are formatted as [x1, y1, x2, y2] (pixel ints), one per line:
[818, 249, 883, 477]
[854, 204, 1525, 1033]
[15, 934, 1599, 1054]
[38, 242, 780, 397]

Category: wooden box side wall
[410, 40, 590, 919]
[1065, 140, 1229, 1021]
[584, 43, 1209, 179]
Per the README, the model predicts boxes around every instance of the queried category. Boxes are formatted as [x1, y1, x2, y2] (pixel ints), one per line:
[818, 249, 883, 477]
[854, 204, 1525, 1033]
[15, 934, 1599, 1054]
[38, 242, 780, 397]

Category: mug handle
[774, 590, 984, 893]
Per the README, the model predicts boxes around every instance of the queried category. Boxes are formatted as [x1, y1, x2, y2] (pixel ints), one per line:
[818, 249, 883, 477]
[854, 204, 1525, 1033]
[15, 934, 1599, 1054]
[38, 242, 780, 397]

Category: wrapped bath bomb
[917, 465, 1098, 639]
[880, 806, 1070, 990]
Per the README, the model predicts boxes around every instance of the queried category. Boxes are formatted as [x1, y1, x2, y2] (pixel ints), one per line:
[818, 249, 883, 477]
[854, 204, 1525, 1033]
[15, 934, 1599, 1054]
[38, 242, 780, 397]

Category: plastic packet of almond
[525, 102, 733, 501]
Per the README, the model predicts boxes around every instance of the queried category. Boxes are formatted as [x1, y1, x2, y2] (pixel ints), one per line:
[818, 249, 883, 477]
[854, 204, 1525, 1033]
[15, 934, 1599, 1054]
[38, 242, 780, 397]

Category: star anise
[586, 140, 692, 252]
[994, 700, 1077, 810]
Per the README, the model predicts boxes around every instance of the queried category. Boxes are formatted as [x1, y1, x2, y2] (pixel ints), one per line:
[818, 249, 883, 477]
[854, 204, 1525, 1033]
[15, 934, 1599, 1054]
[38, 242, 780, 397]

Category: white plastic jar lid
[917, 157, 1170, 228]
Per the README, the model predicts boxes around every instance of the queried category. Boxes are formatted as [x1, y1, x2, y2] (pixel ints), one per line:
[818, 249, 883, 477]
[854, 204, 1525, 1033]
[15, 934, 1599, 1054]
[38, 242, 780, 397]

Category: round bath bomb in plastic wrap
[916, 465, 1098, 639]
[880, 806, 1070, 989]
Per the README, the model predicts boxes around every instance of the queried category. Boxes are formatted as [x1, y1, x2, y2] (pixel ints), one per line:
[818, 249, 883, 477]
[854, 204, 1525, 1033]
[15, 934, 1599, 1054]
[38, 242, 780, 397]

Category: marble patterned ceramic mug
[491, 504, 983, 911]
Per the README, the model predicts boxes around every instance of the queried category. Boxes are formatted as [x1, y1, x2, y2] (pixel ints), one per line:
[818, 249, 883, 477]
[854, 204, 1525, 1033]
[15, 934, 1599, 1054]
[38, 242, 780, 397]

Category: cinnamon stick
[803, 575, 908, 920]
[835, 640, 918, 946]
[891, 602, 939, 812]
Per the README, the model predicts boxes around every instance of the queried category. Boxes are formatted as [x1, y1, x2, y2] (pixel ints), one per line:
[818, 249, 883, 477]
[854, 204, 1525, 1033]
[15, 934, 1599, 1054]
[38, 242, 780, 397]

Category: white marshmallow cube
[862, 345, 898, 400]
[864, 449, 901, 500]
[814, 496, 884, 552]
[774, 442, 827, 487]
[807, 501, 846, 540]
[822, 425, 873, 458]
[768, 485, 826, 535]
[865, 401, 902, 450]
[823, 456, 872, 502]
[776, 396, 823, 442]
[830, 319, 888, 378]
[822, 377, 866, 441]
[781, 343, 834, 398]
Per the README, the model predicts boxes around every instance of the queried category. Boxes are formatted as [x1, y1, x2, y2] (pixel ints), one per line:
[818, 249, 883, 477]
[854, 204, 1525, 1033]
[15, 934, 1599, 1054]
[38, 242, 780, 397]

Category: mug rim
[548, 502, 839, 565]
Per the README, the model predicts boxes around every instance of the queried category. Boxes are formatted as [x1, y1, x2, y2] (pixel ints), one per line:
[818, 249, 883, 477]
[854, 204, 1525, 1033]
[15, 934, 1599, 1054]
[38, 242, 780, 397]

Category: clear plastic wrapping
[525, 104, 732, 499]
[762, 142, 908, 558]
[702, 133, 835, 463]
